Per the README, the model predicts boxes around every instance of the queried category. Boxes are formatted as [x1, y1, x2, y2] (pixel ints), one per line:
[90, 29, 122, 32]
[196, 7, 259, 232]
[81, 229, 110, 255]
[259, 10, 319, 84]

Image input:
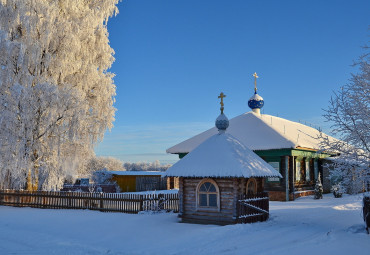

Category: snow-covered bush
[327, 157, 368, 194]
[331, 183, 345, 198]
[314, 173, 323, 199]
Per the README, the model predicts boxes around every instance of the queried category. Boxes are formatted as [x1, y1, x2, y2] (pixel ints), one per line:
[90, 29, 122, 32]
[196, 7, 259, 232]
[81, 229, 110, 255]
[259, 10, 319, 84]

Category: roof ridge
[242, 112, 297, 147]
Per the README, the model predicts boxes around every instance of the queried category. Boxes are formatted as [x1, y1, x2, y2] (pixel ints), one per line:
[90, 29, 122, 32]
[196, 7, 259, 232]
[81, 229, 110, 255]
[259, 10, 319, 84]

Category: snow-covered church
[167, 73, 335, 201]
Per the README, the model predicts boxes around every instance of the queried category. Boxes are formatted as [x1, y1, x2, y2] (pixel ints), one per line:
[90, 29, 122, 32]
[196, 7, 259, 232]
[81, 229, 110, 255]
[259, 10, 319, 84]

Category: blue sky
[95, 0, 369, 164]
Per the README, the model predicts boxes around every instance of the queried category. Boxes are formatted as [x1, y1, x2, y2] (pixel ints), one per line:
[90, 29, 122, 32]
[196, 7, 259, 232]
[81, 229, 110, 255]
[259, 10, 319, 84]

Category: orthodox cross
[253, 72, 259, 93]
[218, 92, 226, 114]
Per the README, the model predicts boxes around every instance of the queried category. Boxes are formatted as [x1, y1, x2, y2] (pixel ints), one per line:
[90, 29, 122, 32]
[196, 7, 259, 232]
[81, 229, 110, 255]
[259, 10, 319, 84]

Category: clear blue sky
[95, 0, 369, 164]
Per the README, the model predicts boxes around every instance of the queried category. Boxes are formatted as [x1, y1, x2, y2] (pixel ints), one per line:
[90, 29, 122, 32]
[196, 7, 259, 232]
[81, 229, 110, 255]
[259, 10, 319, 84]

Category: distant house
[61, 178, 117, 193]
[166, 77, 337, 201]
[111, 171, 167, 192]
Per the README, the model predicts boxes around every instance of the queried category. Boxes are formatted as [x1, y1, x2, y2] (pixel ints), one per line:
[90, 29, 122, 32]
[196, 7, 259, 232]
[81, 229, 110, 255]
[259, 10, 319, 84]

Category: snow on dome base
[164, 132, 282, 178]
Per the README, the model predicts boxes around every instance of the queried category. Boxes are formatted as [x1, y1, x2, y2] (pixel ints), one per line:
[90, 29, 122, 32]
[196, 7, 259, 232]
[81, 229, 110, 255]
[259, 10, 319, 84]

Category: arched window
[197, 179, 219, 209]
[246, 178, 257, 195]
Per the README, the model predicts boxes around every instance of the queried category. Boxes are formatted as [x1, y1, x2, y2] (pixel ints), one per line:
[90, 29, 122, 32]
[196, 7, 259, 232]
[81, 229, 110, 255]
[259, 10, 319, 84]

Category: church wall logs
[180, 177, 265, 224]
[181, 178, 237, 224]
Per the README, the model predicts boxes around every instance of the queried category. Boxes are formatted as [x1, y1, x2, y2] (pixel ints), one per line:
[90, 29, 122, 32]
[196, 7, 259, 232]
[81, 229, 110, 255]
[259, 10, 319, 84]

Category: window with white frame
[267, 162, 280, 182]
[197, 179, 219, 208]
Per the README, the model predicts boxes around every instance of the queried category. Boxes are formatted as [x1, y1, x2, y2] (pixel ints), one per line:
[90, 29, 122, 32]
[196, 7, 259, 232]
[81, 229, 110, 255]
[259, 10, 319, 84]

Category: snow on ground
[0, 194, 369, 255]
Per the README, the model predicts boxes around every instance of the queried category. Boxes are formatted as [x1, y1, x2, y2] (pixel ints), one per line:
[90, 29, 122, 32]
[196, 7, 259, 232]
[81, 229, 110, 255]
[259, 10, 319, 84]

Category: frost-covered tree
[320, 47, 370, 193]
[91, 170, 114, 185]
[83, 156, 124, 176]
[0, 0, 119, 190]
[123, 160, 172, 172]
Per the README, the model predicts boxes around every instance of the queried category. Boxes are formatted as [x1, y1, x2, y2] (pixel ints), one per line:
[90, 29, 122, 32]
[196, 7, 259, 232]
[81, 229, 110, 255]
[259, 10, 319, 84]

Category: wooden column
[314, 159, 319, 180]
[285, 156, 289, 202]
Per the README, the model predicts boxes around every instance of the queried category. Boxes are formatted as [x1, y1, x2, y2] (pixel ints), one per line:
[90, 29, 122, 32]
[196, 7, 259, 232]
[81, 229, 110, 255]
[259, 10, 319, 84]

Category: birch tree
[0, 0, 119, 190]
[320, 47, 370, 193]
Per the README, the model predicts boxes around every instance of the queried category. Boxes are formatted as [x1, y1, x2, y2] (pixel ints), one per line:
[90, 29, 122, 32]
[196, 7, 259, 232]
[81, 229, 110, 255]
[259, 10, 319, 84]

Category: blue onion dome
[215, 113, 229, 132]
[248, 92, 264, 110]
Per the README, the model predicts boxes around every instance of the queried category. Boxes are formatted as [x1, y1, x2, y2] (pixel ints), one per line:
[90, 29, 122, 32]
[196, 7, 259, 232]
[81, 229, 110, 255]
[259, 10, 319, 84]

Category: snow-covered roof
[111, 171, 164, 176]
[164, 132, 282, 178]
[167, 112, 335, 154]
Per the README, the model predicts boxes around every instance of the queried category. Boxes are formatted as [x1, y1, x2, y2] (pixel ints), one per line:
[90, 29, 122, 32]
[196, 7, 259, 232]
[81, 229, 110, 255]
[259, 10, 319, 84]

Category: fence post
[16, 190, 20, 207]
[139, 195, 143, 212]
[158, 194, 164, 210]
[99, 192, 104, 212]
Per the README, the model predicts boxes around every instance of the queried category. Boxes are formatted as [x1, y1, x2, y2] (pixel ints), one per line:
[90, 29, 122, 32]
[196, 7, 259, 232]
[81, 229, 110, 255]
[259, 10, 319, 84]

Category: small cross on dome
[215, 92, 229, 132]
[218, 92, 226, 114]
[253, 72, 259, 93]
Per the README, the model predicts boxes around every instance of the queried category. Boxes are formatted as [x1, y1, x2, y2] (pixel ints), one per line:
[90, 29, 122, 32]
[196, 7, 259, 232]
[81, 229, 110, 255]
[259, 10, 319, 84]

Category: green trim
[291, 149, 330, 159]
[179, 153, 187, 159]
[263, 156, 281, 162]
[254, 149, 291, 157]
[177, 148, 332, 159]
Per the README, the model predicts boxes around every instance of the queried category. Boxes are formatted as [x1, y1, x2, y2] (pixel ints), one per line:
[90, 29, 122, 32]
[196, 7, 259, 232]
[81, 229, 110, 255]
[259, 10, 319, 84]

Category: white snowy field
[0, 194, 369, 255]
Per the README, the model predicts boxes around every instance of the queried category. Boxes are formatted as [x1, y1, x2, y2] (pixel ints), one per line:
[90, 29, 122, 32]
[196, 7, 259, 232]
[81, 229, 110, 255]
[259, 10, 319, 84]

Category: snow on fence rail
[237, 192, 269, 224]
[0, 190, 179, 214]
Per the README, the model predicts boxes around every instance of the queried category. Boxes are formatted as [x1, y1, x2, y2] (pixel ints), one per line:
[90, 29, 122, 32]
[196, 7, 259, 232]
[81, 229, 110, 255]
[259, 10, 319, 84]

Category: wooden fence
[0, 190, 179, 214]
[237, 192, 269, 224]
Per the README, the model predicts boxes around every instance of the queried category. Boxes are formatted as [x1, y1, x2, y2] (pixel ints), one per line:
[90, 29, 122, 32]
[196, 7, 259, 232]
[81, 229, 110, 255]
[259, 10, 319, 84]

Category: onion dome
[215, 92, 229, 132]
[215, 113, 229, 131]
[248, 72, 264, 114]
[248, 92, 264, 110]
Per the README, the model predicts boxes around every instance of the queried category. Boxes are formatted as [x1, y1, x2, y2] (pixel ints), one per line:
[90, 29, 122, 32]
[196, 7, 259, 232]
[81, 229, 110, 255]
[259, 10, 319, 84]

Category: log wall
[180, 177, 264, 225]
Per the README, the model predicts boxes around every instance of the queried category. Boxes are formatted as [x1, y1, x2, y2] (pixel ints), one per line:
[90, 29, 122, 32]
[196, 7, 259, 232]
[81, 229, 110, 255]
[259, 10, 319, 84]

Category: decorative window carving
[197, 179, 219, 209]
[246, 178, 257, 195]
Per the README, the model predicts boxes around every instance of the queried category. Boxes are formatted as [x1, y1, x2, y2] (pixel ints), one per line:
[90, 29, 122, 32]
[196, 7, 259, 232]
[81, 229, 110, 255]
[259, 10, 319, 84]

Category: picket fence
[0, 189, 179, 214]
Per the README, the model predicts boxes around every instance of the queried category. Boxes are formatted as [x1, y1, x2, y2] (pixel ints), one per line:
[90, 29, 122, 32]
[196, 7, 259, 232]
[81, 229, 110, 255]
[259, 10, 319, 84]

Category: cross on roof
[253, 72, 259, 92]
[218, 92, 226, 114]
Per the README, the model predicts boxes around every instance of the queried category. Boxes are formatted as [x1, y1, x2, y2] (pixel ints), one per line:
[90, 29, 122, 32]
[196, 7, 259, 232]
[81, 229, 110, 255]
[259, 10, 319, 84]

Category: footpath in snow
[0, 194, 369, 255]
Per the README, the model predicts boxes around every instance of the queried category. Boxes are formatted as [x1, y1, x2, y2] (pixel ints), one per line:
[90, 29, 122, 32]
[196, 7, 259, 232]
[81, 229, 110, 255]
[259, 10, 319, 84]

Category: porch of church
[255, 148, 331, 201]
